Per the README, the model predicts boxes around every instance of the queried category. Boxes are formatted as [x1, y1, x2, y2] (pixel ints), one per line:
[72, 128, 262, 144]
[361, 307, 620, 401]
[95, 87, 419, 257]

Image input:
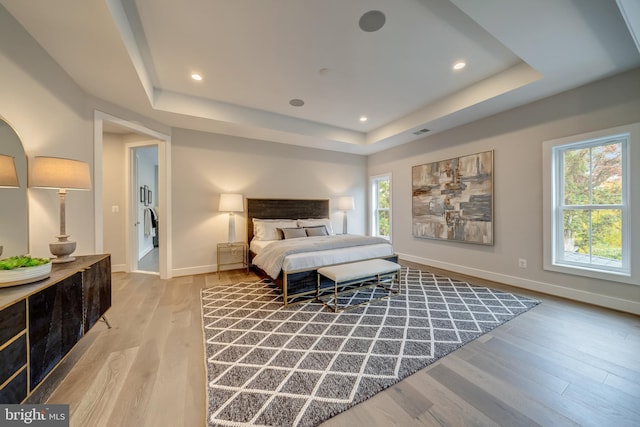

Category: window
[543, 123, 638, 284]
[554, 137, 628, 271]
[371, 174, 391, 240]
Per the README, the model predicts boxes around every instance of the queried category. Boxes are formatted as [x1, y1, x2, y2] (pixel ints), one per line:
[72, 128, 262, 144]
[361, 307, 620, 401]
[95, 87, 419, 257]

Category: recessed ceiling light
[191, 73, 203, 81]
[359, 116, 368, 122]
[453, 62, 466, 70]
[289, 99, 305, 107]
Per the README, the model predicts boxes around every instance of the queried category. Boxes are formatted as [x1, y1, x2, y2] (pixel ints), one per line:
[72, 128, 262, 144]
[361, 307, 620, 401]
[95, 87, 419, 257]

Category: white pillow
[253, 219, 298, 241]
[297, 218, 334, 235]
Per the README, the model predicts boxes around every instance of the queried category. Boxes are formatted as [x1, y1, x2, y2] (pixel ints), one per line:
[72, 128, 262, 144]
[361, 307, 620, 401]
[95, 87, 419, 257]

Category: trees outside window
[559, 140, 625, 267]
[371, 174, 391, 240]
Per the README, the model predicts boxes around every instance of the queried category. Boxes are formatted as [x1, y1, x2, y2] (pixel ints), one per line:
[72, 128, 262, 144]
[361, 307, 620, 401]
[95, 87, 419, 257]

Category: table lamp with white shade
[219, 193, 244, 243]
[30, 156, 91, 263]
[336, 196, 355, 234]
[0, 154, 20, 257]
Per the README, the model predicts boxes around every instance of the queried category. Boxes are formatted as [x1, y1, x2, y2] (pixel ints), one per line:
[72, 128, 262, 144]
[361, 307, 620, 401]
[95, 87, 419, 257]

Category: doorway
[94, 110, 172, 279]
[131, 144, 159, 273]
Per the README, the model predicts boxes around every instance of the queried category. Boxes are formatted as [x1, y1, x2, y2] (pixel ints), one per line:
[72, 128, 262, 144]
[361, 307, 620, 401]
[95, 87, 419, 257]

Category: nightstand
[216, 242, 248, 278]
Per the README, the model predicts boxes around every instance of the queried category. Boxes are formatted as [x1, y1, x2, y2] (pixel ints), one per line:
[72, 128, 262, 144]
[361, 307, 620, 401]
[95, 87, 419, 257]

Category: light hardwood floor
[30, 263, 640, 426]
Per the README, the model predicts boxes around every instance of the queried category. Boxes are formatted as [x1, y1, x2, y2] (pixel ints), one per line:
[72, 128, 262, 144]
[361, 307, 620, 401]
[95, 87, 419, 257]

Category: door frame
[128, 142, 159, 273]
[94, 110, 172, 279]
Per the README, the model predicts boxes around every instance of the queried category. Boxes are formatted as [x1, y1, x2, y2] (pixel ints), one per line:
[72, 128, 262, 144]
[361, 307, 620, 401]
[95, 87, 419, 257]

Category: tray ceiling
[2, 0, 639, 154]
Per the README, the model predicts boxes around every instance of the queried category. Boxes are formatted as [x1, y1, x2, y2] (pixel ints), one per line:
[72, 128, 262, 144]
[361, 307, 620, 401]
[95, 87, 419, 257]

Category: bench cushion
[317, 259, 400, 283]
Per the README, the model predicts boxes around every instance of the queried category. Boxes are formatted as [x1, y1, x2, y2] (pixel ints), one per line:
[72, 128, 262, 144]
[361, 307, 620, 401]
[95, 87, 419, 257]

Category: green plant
[0, 256, 51, 270]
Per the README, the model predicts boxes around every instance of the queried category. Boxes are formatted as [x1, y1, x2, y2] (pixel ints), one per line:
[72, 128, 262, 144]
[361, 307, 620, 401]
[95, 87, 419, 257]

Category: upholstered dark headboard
[247, 198, 330, 243]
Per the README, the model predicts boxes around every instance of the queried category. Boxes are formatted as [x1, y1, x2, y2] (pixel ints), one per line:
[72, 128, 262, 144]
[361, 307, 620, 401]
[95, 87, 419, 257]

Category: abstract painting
[412, 150, 494, 245]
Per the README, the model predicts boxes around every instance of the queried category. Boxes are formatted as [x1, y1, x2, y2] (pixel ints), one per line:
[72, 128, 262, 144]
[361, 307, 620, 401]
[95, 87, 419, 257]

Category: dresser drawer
[0, 368, 27, 404]
[0, 300, 28, 404]
[0, 299, 26, 345]
[0, 333, 27, 385]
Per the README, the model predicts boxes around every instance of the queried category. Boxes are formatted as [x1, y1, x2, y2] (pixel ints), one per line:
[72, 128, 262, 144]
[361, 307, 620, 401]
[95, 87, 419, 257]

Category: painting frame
[412, 150, 494, 245]
[139, 186, 146, 204]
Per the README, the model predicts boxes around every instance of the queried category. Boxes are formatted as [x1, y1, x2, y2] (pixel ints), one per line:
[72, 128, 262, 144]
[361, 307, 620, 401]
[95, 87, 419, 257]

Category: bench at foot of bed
[270, 254, 399, 306]
[316, 259, 401, 312]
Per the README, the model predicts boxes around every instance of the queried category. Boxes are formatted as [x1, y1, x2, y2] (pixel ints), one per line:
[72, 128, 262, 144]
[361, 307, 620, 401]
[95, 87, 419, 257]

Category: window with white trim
[371, 174, 391, 240]
[543, 123, 637, 284]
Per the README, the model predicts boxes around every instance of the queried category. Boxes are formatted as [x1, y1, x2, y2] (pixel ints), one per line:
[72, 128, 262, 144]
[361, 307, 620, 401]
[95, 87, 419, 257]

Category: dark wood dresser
[0, 254, 111, 403]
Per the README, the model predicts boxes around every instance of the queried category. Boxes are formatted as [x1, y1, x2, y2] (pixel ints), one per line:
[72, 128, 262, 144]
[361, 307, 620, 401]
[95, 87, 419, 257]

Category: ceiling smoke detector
[289, 99, 305, 107]
[412, 128, 430, 136]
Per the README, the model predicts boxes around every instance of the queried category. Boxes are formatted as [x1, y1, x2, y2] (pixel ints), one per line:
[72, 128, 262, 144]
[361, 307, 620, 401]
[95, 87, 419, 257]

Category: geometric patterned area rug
[201, 267, 539, 426]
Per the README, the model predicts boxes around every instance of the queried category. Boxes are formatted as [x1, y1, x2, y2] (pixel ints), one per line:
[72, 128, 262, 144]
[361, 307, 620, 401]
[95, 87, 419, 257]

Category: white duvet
[251, 234, 393, 279]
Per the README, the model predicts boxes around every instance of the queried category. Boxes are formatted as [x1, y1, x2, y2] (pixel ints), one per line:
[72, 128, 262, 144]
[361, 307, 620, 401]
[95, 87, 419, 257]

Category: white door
[131, 145, 159, 273]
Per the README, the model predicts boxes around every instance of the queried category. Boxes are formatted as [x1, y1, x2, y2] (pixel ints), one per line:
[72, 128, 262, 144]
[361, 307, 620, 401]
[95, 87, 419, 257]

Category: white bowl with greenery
[0, 256, 52, 287]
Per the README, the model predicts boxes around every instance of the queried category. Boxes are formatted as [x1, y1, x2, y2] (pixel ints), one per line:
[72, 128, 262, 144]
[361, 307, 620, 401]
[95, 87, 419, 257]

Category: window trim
[370, 173, 392, 241]
[543, 123, 637, 285]
[553, 136, 629, 273]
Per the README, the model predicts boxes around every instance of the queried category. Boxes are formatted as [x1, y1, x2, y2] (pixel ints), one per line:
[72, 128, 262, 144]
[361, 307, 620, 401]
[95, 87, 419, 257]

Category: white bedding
[251, 235, 394, 279]
[250, 239, 275, 254]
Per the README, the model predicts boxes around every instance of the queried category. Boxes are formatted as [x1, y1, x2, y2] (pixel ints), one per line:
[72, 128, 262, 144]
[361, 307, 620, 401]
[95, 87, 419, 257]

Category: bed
[247, 198, 398, 305]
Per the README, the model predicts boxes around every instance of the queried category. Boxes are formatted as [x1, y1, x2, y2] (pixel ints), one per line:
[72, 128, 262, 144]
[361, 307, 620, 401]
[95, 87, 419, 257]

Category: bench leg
[376, 269, 401, 294]
[317, 267, 402, 312]
[316, 274, 340, 312]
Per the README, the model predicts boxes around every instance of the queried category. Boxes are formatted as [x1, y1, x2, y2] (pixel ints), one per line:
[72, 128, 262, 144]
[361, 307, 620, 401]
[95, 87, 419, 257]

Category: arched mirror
[0, 117, 28, 257]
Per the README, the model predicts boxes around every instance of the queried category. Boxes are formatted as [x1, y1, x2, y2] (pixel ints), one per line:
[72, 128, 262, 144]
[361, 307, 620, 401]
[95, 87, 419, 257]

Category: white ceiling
[2, 0, 639, 154]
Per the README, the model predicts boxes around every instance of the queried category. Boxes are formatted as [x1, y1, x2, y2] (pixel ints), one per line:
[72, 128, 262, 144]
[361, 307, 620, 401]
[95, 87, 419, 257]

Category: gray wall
[102, 133, 127, 268]
[170, 128, 368, 274]
[369, 68, 640, 313]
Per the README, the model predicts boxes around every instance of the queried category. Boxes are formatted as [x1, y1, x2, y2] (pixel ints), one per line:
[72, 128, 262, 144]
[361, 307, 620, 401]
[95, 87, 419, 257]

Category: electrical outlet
[518, 258, 527, 268]
[111, 205, 119, 213]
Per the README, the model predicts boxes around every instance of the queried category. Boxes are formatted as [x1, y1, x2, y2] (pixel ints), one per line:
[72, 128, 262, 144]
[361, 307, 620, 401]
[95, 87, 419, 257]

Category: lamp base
[342, 211, 348, 235]
[228, 212, 237, 243]
[50, 235, 77, 263]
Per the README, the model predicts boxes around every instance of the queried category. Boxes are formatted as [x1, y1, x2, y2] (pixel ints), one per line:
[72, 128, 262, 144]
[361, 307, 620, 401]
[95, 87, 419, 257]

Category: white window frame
[543, 123, 638, 285]
[370, 173, 392, 241]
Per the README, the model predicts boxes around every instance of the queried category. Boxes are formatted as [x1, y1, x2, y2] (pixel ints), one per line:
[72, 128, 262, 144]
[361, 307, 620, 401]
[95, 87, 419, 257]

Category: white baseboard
[398, 252, 640, 315]
[111, 263, 127, 273]
[172, 265, 217, 277]
[172, 262, 247, 278]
